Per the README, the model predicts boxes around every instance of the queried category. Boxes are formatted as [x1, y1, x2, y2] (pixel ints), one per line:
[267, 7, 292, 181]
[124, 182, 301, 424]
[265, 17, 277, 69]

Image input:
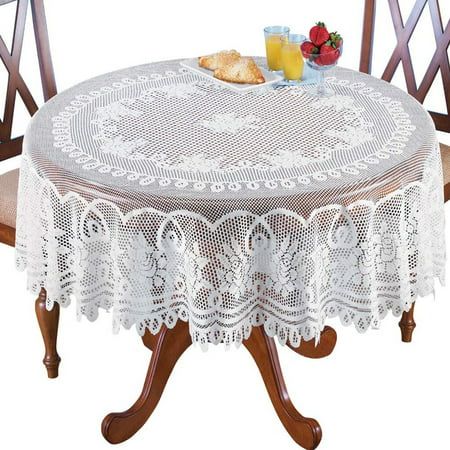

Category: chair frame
[360, 0, 450, 132]
[0, 0, 56, 245]
[0, 0, 56, 165]
[1, 0, 57, 246]
[360, 0, 449, 342]
[0, 0, 60, 378]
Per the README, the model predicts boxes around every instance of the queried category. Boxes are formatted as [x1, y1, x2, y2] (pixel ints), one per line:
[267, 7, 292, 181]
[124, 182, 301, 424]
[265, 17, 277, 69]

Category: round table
[15, 58, 446, 449]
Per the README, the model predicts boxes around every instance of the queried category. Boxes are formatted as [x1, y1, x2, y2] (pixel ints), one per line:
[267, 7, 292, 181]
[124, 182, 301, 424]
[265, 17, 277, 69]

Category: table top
[24, 58, 435, 210]
[16, 58, 446, 349]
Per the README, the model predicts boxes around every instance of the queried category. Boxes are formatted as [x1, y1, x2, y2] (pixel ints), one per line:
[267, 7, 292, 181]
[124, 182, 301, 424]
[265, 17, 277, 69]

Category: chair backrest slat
[360, 0, 450, 133]
[360, 0, 377, 74]
[0, 0, 56, 162]
[31, 0, 56, 101]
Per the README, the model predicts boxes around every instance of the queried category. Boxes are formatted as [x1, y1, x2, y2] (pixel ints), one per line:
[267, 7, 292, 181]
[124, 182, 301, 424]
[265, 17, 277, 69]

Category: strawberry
[300, 41, 318, 58]
[309, 22, 329, 47]
[317, 43, 340, 66]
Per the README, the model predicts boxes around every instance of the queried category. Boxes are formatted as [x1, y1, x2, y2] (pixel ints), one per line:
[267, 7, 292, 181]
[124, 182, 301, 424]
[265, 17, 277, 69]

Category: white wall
[0, 1, 449, 450]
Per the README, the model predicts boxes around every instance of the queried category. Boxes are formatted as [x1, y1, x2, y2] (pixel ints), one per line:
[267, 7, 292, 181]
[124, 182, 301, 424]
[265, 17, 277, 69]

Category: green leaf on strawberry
[328, 31, 343, 48]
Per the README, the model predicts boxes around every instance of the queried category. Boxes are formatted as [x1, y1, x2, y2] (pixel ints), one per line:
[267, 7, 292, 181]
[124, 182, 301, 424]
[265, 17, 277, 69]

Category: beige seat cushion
[441, 143, 450, 201]
[0, 168, 19, 229]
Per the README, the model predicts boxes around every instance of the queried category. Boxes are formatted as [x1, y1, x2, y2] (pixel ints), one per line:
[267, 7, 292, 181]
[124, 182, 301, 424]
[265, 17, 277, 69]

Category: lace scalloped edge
[16, 265, 445, 351]
[15, 155, 446, 350]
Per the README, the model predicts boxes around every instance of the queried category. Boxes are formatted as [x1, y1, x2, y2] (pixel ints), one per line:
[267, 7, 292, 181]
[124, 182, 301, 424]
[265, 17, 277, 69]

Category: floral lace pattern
[95, 99, 143, 122]
[48, 68, 418, 192]
[15, 151, 445, 348]
[310, 94, 357, 111]
[199, 113, 262, 134]
[160, 82, 206, 99]
[17, 61, 446, 349]
[175, 153, 222, 173]
[312, 94, 375, 151]
[100, 136, 147, 159]
[325, 124, 374, 148]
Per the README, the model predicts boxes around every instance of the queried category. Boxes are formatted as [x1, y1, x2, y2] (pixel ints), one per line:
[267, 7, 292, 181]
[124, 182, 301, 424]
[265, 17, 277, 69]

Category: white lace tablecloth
[15, 58, 446, 349]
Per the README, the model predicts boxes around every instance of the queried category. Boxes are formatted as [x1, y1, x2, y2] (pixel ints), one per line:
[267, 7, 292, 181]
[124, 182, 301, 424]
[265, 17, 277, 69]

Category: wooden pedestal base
[101, 322, 337, 449]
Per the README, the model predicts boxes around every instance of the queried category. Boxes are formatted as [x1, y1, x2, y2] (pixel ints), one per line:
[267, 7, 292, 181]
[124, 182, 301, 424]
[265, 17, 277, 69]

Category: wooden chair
[360, 0, 449, 342]
[0, 0, 60, 377]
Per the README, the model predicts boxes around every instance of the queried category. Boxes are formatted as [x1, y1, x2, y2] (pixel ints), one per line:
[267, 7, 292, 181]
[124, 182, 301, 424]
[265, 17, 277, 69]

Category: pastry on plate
[198, 50, 241, 70]
[214, 57, 265, 84]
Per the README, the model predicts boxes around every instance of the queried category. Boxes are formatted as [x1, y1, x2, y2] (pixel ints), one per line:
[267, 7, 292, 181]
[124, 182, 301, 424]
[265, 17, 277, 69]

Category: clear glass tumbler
[264, 25, 290, 71]
[281, 34, 306, 83]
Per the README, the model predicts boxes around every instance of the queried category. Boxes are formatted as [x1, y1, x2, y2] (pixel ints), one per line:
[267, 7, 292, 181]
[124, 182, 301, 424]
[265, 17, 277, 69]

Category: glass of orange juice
[281, 34, 306, 83]
[264, 26, 290, 71]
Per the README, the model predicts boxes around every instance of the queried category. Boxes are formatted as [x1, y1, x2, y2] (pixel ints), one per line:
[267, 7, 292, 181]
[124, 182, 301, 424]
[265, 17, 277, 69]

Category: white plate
[180, 58, 283, 92]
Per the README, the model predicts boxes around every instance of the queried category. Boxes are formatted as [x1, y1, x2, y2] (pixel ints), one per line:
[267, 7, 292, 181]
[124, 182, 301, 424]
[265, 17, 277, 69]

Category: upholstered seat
[0, 168, 19, 229]
[441, 143, 450, 201]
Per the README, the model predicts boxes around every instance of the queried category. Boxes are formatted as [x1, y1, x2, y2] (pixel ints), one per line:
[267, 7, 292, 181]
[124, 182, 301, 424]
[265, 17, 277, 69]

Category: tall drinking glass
[264, 26, 290, 71]
[281, 34, 306, 83]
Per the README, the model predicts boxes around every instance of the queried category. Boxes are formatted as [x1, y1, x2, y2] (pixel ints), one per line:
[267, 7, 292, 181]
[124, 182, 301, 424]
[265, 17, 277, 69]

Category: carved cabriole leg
[35, 288, 61, 378]
[399, 302, 416, 342]
[102, 321, 329, 448]
[101, 321, 192, 444]
[243, 326, 322, 450]
[142, 330, 159, 352]
[287, 326, 337, 359]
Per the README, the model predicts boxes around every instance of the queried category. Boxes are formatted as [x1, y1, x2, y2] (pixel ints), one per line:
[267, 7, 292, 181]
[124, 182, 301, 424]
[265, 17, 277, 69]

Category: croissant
[198, 50, 241, 70]
[213, 57, 265, 84]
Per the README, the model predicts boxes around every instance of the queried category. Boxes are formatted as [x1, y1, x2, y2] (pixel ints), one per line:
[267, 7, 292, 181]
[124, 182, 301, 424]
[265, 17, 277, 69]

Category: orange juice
[265, 35, 286, 71]
[281, 42, 304, 80]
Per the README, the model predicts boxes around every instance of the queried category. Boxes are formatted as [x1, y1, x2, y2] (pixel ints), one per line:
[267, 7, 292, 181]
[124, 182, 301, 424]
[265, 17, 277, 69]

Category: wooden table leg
[399, 302, 416, 342]
[243, 326, 323, 450]
[101, 320, 192, 444]
[35, 288, 61, 378]
[287, 326, 337, 359]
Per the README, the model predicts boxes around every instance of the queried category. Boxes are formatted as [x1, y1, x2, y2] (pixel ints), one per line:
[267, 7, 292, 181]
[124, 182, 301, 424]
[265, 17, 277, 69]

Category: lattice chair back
[0, 0, 57, 161]
[359, 0, 449, 133]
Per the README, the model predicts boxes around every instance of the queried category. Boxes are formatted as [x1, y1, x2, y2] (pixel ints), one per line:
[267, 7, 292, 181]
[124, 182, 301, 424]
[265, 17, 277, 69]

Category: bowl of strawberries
[300, 22, 343, 97]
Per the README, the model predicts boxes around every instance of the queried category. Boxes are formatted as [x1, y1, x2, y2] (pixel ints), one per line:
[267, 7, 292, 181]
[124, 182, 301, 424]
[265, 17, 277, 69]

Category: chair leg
[399, 302, 416, 343]
[35, 288, 61, 378]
